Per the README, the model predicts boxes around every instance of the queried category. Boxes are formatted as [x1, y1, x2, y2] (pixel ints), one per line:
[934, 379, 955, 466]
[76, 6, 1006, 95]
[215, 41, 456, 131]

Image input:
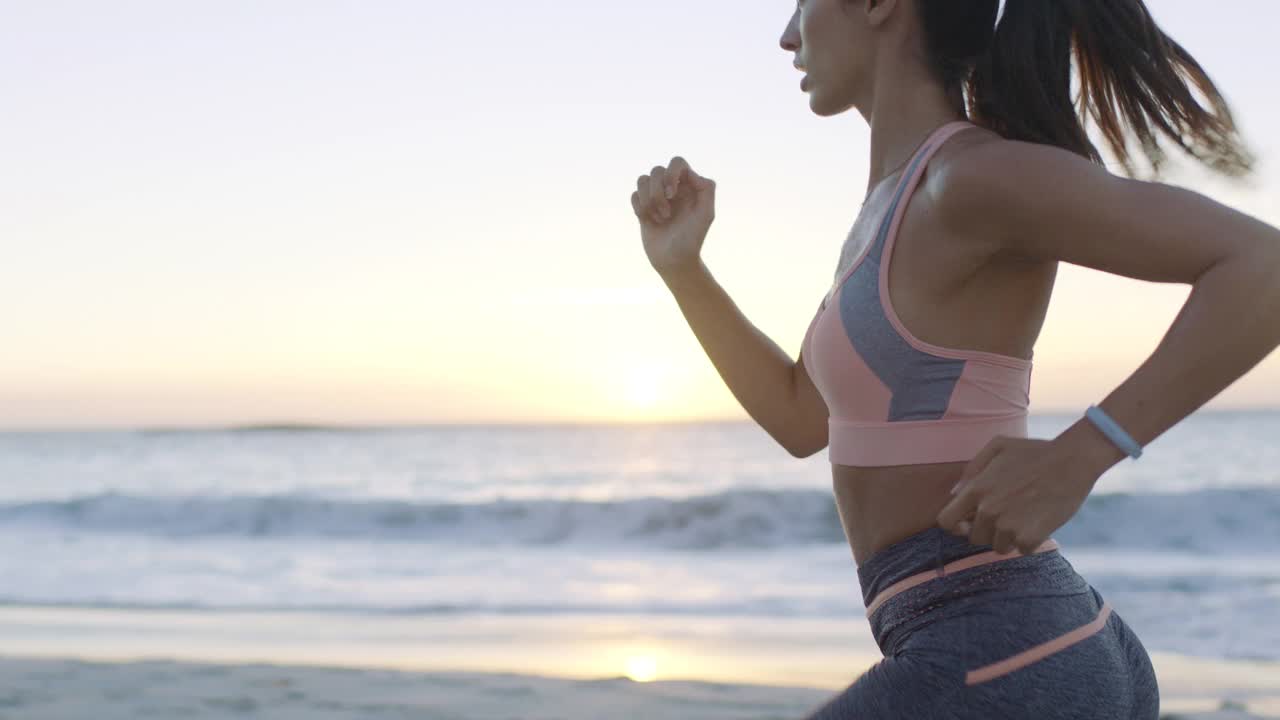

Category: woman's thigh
[799, 650, 957, 719]
[802, 586, 1159, 719]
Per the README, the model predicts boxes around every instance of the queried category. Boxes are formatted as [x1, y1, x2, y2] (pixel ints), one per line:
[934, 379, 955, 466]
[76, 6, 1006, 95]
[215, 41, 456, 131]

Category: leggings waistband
[856, 526, 1061, 611]
[865, 538, 1060, 617]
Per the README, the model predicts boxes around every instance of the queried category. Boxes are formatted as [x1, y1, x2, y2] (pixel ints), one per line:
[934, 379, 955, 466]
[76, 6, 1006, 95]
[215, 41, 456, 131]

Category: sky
[2, 0, 1278, 431]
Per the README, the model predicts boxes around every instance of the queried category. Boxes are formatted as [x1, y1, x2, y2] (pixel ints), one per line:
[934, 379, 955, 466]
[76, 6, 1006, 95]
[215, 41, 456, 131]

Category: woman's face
[781, 0, 888, 118]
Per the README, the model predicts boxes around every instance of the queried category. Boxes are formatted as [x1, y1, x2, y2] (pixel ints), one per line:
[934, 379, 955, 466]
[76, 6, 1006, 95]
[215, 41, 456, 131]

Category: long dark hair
[915, 0, 1255, 179]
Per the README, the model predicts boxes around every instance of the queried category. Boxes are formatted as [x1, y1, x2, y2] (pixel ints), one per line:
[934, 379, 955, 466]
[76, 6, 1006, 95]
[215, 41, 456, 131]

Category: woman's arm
[660, 261, 829, 458]
[934, 139, 1280, 473]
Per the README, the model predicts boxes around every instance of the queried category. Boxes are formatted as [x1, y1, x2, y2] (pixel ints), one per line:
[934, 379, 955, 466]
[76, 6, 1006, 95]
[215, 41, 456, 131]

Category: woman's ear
[865, 0, 901, 27]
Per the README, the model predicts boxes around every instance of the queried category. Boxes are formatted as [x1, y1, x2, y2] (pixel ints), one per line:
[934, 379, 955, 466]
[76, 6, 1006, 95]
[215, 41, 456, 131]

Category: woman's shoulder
[920, 125, 1100, 255]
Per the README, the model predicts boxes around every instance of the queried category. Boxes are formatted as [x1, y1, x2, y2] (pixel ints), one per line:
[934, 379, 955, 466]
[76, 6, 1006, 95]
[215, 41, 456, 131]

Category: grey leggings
[802, 526, 1159, 719]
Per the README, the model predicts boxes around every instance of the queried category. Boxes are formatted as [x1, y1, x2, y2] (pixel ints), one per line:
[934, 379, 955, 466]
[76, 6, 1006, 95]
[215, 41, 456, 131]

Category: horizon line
[0, 407, 1276, 434]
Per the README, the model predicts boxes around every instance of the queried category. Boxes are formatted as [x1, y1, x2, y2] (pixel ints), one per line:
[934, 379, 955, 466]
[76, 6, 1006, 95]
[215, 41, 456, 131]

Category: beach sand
[0, 655, 1276, 720]
[2, 606, 1278, 718]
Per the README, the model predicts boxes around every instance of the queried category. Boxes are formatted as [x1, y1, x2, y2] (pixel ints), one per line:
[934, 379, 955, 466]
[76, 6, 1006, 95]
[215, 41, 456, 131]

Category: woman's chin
[807, 89, 855, 118]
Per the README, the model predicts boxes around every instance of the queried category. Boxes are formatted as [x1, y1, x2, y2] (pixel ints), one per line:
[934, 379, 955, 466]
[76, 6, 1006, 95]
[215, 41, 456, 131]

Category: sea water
[0, 411, 1277, 664]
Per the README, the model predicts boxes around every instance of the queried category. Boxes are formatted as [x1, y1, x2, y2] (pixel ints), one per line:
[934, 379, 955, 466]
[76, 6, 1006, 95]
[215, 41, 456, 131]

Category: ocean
[1, 410, 1278, 672]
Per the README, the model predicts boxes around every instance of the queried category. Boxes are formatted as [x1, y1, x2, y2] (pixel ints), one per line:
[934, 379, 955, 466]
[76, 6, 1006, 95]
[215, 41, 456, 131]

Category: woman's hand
[631, 156, 716, 277]
[936, 435, 1103, 555]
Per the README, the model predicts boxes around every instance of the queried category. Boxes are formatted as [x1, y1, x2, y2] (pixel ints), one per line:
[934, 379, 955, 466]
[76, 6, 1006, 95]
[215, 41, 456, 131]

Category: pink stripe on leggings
[864, 538, 1060, 618]
[964, 600, 1114, 685]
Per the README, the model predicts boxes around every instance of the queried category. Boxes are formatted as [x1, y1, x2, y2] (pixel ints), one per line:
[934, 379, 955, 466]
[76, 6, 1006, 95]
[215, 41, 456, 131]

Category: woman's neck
[860, 61, 966, 192]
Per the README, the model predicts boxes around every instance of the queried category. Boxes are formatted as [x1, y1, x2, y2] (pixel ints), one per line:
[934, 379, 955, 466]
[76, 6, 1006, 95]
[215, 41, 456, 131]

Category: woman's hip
[805, 580, 1159, 719]
[857, 525, 1096, 654]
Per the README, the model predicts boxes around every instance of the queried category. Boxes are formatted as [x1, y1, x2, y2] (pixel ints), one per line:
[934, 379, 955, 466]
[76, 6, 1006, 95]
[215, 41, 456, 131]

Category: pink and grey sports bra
[800, 120, 1034, 467]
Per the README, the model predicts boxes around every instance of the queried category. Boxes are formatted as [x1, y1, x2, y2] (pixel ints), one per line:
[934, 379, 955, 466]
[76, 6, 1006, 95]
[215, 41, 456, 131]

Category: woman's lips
[801, 74, 809, 91]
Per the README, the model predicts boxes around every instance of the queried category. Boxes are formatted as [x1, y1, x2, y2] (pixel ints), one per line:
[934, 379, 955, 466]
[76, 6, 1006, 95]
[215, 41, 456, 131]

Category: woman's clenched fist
[630, 156, 716, 277]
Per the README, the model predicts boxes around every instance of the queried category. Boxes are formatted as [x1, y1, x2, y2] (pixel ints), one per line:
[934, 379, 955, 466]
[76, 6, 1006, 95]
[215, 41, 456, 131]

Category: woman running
[630, 0, 1278, 717]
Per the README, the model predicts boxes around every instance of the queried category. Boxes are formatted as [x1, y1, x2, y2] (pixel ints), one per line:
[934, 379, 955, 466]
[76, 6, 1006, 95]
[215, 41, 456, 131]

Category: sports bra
[800, 120, 1034, 467]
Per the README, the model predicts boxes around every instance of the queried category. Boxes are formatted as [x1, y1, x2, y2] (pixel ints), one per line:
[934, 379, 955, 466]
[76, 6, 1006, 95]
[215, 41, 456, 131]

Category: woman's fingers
[968, 505, 997, 547]
[648, 166, 670, 222]
[634, 157, 701, 226]
[635, 175, 661, 225]
[630, 185, 645, 221]
[666, 156, 692, 200]
[991, 526, 1018, 555]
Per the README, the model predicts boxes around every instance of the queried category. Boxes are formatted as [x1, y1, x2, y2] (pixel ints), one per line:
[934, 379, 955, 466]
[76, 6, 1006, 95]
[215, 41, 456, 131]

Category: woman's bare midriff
[832, 461, 969, 566]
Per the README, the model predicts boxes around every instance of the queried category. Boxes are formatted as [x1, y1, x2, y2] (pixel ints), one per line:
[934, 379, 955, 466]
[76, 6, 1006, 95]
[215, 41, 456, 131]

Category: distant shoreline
[1, 406, 1277, 434]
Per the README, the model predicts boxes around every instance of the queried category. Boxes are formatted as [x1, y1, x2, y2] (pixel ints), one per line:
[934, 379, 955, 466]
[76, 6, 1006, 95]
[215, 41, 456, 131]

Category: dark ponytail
[917, 0, 1255, 179]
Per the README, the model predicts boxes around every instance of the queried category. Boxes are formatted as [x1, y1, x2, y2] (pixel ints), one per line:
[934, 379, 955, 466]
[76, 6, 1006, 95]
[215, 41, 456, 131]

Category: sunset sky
[3, 0, 1278, 430]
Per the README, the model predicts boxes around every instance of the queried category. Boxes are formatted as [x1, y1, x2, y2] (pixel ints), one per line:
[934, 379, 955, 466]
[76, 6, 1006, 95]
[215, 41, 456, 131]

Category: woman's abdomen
[832, 461, 968, 566]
